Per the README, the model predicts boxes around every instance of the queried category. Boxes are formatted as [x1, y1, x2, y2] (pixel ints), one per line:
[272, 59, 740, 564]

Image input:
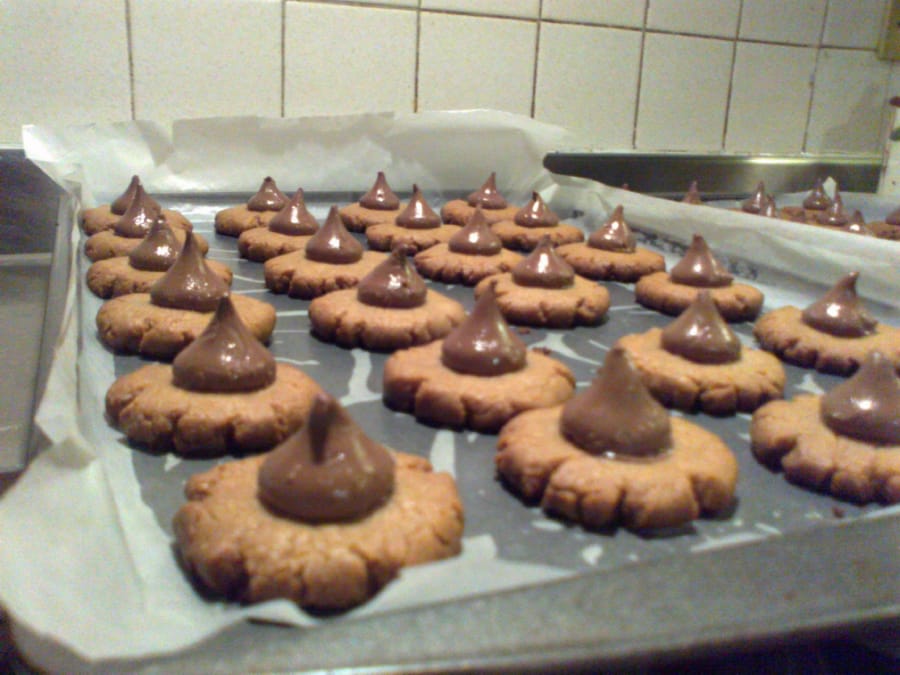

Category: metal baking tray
[11, 185, 900, 672]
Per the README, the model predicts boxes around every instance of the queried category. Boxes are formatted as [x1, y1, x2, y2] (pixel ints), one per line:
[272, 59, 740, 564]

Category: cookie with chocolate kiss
[215, 176, 290, 237]
[366, 184, 462, 253]
[96, 231, 275, 359]
[338, 171, 406, 232]
[754, 271, 900, 375]
[473, 236, 610, 328]
[87, 214, 233, 298]
[682, 180, 703, 205]
[635, 234, 763, 321]
[308, 246, 467, 350]
[557, 205, 665, 283]
[440, 172, 521, 226]
[752, 351, 900, 504]
[80, 175, 193, 235]
[382, 284, 575, 432]
[617, 290, 785, 414]
[496, 346, 738, 530]
[106, 295, 321, 456]
[264, 206, 387, 299]
[84, 185, 207, 261]
[172, 390, 463, 610]
[238, 188, 320, 262]
[413, 207, 523, 285]
[490, 192, 585, 251]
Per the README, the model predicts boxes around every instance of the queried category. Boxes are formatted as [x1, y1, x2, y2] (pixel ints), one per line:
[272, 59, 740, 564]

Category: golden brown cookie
[84, 228, 209, 262]
[495, 405, 738, 530]
[86, 256, 233, 299]
[751, 395, 900, 503]
[556, 243, 665, 283]
[473, 273, 609, 328]
[338, 203, 404, 233]
[635, 271, 763, 322]
[172, 450, 463, 610]
[413, 244, 522, 286]
[237, 228, 314, 263]
[106, 362, 321, 455]
[617, 328, 785, 414]
[490, 220, 584, 251]
[309, 289, 466, 350]
[264, 250, 387, 299]
[96, 293, 276, 359]
[753, 306, 900, 375]
[382, 341, 575, 433]
[215, 206, 280, 237]
[81, 205, 192, 236]
[439, 199, 519, 226]
[365, 222, 460, 252]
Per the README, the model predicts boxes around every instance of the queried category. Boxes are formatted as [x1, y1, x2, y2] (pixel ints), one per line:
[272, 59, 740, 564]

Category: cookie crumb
[832, 506, 845, 519]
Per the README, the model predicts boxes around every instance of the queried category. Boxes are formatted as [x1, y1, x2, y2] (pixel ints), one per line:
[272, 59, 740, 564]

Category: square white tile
[740, 0, 827, 45]
[323, 0, 417, 6]
[421, 0, 539, 19]
[541, 0, 646, 28]
[725, 43, 817, 153]
[534, 23, 641, 148]
[635, 33, 732, 151]
[806, 49, 891, 154]
[646, 0, 740, 38]
[285, 3, 416, 116]
[0, 0, 131, 145]
[822, 0, 889, 50]
[131, 0, 281, 124]
[418, 13, 537, 115]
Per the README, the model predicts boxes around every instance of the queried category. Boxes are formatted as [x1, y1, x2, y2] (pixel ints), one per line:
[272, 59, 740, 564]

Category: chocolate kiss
[172, 295, 276, 393]
[511, 236, 574, 289]
[448, 207, 502, 255]
[760, 195, 779, 218]
[246, 176, 288, 212]
[441, 283, 526, 376]
[128, 214, 181, 272]
[886, 205, 900, 226]
[257, 392, 395, 522]
[357, 246, 427, 308]
[359, 171, 400, 210]
[843, 211, 874, 236]
[111, 175, 161, 215]
[661, 290, 741, 364]
[588, 205, 635, 252]
[466, 172, 508, 209]
[304, 206, 363, 264]
[820, 351, 900, 445]
[268, 188, 319, 236]
[682, 180, 702, 205]
[803, 178, 832, 211]
[560, 346, 671, 458]
[514, 192, 559, 228]
[816, 186, 848, 226]
[669, 234, 733, 288]
[396, 184, 441, 229]
[113, 183, 161, 238]
[741, 181, 768, 214]
[801, 271, 877, 338]
[150, 231, 230, 311]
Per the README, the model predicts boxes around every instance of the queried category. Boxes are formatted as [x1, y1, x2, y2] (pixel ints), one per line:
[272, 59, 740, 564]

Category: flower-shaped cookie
[214, 176, 289, 237]
[81, 175, 192, 235]
[237, 188, 319, 262]
[365, 184, 461, 253]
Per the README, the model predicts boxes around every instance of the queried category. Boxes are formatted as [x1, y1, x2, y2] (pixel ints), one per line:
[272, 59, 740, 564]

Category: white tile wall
[1, 0, 897, 158]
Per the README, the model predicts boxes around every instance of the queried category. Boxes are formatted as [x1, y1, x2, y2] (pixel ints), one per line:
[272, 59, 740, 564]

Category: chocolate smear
[511, 236, 574, 288]
[661, 290, 741, 363]
[448, 207, 502, 255]
[247, 177, 288, 212]
[801, 271, 877, 338]
[514, 192, 559, 228]
[305, 206, 364, 264]
[150, 231, 229, 311]
[669, 234, 733, 287]
[821, 351, 900, 445]
[588, 205, 635, 252]
[357, 246, 427, 308]
[268, 188, 319, 236]
[359, 171, 400, 210]
[396, 184, 441, 229]
[467, 172, 508, 209]
[128, 215, 181, 271]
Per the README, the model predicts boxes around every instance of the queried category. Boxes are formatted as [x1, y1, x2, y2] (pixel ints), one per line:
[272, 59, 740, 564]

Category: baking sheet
[3, 112, 900, 670]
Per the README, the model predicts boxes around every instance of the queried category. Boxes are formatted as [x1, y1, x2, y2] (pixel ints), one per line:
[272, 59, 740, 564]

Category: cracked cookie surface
[264, 250, 387, 299]
[172, 451, 464, 610]
[365, 222, 460, 252]
[556, 243, 665, 283]
[86, 256, 233, 299]
[81, 205, 192, 235]
[84, 228, 209, 262]
[635, 271, 764, 322]
[338, 203, 404, 232]
[413, 244, 522, 286]
[214, 205, 279, 237]
[490, 220, 584, 251]
[237, 228, 314, 262]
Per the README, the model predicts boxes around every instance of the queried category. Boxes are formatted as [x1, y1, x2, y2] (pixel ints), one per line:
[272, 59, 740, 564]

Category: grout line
[124, 0, 136, 120]
[530, 0, 543, 118]
[720, 1, 745, 151]
[281, 0, 287, 117]
[413, 0, 421, 112]
[801, 0, 832, 152]
[631, 1, 650, 149]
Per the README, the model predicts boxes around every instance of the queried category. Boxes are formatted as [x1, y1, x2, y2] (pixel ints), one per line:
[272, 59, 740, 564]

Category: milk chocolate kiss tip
[247, 176, 288, 212]
[741, 182, 768, 214]
[172, 295, 276, 393]
[511, 236, 575, 289]
[821, 351, 900, 445]
[448, 207, 502, 255]
[111, 175, 144, 214]
[257, 392, 395, 523]
[440, 284, 526, 376]
[661, 290, 741, 364]
[588, 204, 635, 252]
[357, 246, 427, 308]
[268, 187, 319, 236]
[396, 184, 441, 229]
[560, 346, 671, 458]
[128, 215, 181, 272]
[514, 192, 559, 228]
[149, 231, 229, 311]
[682, 181, 702, 205]
[359, 171, 400, 210]
[305, 206, 363, 264]
[467, 172, 508, 209]
[801, 271, 876, 338]
[669, 234, 733, 288]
